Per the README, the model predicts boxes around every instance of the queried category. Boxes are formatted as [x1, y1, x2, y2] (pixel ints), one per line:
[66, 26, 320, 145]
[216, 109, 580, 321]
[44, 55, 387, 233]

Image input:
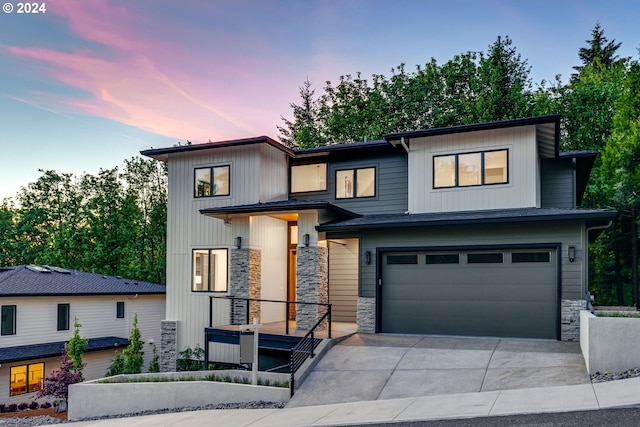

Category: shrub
[106, 313, 145, 376]
[0, 403, 5, 413]
[29, 401, 39, 410]
[17, 402, 29, 411]
[40, 402, 52, 409]
[177, 345, 204, 371]
[6, 404, 18, 412]
[148, 344, 160, 373]
[37, 344, 82, 401]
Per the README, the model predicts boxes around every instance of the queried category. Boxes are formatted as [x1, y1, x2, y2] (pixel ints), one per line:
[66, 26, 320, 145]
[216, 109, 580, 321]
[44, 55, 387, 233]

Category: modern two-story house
[0, 265, 165, 404]
[142, 115, 615, 370]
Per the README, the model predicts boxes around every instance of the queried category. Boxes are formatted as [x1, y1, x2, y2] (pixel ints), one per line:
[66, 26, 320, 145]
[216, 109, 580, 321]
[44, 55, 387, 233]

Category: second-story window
[57, 304, 70, 331]
[194, 165, 230, 198]
[1, 305, 16, 336]
[291, 163, 327, 193]
[336, 167, 376, 198]
[433, 149, 508, 189]
[116, 301, 125, 319]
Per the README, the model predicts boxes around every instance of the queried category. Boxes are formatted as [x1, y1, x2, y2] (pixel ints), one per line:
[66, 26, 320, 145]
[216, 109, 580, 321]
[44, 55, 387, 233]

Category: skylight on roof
[45, 266, 71, 274]
[26, 264, 52, 274]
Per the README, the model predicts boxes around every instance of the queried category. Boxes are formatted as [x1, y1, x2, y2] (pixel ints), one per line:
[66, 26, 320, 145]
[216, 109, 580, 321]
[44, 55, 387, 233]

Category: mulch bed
[0, 408, 67, 421]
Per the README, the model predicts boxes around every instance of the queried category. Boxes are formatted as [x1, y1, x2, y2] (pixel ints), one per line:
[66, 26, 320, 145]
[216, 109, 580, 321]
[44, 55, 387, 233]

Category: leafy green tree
[277, 79, 327, 148]
[107, 313, 145, 376]
[67, 317, 88, 380]
[148, 345, 160, 373]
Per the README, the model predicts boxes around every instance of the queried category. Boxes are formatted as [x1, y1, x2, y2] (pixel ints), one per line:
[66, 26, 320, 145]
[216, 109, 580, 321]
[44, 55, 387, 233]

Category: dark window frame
[194, 165, 231, 198]
[433, 149, 509, 189]
[290, 162, 328, 193]
[57, 303, 70, 331]
[1, 304, 16, 336]
[10, 362, 44, 396]
[116, 301, 125, 319]
[335, 166, 377, 199]
[192, 248, 229, 293]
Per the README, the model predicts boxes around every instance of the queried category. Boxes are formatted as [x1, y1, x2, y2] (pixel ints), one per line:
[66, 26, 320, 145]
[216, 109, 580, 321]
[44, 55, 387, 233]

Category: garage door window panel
[386, 255, 418, 265]
[512, 252, 551, 263]
[467, 253, 504, 264]
[425, 254, 460, 264]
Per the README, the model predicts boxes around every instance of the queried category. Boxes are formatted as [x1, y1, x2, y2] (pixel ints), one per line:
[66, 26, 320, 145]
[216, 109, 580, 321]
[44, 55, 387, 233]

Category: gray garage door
[381, 249, 557, 339]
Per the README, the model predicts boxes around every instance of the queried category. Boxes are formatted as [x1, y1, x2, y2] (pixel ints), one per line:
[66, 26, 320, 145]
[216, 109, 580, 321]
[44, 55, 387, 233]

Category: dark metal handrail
[289, 308, 331, 397]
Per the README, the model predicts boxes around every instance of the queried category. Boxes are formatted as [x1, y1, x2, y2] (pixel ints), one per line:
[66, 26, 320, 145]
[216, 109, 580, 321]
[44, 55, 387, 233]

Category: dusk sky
[1, 0, 639, 200]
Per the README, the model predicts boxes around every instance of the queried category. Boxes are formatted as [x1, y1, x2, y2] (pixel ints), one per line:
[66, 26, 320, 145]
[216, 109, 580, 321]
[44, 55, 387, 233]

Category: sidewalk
[69, 377, 640, 426]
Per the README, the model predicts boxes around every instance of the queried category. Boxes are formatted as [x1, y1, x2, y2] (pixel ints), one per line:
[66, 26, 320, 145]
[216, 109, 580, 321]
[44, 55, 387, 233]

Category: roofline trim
[384, 115, 562, 141]
[141, 136, 294, 160]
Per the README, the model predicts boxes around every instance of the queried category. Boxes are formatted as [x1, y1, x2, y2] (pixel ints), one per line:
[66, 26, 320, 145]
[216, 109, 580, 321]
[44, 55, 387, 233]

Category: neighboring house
[141, 115, 615, 370]
[0, 265, 165, 404]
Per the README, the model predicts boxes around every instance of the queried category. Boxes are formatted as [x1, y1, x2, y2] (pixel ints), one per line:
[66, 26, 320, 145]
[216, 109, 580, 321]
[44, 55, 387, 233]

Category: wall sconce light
[568, 246, 576, 262]
[365, 251, 371, 265]
[235, 236, 242, 249]
[303, 234, 310, 247]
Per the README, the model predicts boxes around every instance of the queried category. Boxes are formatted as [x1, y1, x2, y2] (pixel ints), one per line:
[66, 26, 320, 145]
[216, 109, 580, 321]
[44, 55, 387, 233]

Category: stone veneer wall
[296, 246, 328, 330]
[357, 297, 376, 333]
[561, 299, 586, 341]
[160, 320, 178, 372]
[230, 248, 261, 325]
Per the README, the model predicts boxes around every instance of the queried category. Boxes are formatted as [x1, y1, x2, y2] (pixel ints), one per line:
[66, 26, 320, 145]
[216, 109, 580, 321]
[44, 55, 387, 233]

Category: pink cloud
[7, 0, 305, 142]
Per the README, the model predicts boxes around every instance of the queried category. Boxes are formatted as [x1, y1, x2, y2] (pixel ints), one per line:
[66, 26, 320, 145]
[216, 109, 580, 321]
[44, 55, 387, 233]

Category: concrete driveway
[287, 333, 590, 408]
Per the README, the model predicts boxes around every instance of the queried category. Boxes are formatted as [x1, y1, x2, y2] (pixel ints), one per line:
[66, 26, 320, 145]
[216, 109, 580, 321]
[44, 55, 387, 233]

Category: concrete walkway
[68, 334, 640, 426]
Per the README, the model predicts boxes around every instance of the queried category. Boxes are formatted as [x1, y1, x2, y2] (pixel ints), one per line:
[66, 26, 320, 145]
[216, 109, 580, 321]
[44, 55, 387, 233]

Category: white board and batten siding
[409, 126, 540, 213]
[165, 144, 289, 355]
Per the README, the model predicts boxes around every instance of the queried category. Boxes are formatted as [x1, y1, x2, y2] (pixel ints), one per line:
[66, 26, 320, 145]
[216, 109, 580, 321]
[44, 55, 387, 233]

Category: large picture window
[10, 363, 44, 396]
[57, 304, 70, 331]
[291, 163, 327, 193]
[1, 305, 16, 335]
[193, 249, 228, 292]
[434, 149, 508, 188]
[336, 167, 375, 199]
[194, 165, 230, 197]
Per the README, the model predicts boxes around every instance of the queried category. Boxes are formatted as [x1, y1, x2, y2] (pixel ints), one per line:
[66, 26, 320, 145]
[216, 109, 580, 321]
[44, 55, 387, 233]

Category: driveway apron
[286, 333, 590, 408]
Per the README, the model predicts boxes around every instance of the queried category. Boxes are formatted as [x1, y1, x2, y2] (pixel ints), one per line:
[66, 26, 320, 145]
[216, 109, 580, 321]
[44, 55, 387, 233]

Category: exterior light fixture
[365, 251, 372, 265]
[235, 236, 242, 249]
[303, 234, 310, 247]
[568, 246, 576, 262]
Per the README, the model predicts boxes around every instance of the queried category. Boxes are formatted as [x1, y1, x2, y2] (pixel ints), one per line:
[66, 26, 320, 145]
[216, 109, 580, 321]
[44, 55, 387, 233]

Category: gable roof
[0, 265, 165, 297]
[141, 136, 295, 162]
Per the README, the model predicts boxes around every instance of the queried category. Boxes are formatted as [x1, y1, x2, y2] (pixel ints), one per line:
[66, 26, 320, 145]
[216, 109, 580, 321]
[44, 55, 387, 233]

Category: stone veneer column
[357, 297, 376, 333]
[296, 246, 328, 330]
[160, 320, 177, 372]
[229, 248, 261, 325]
[561, 299, 586, 341]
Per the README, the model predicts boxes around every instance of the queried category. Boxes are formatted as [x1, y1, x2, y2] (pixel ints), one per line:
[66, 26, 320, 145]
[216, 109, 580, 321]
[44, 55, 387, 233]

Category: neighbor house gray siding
[356, 221, 585, 300]
[541, 159, 575, 208]
[290, 151, 408, 215]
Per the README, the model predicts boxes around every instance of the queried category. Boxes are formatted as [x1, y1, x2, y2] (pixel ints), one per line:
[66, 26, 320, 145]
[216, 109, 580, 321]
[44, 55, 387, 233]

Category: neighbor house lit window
[194, 165, 230, 197]
[57, 303, 70, 331]
[434, 149, 508, 188]
[10, 363, 44, 396]
[192, 249, 228, 292]
[336, 167, 376, 198]
[1, 305, 16, 335]
[291, 163, 327, 193]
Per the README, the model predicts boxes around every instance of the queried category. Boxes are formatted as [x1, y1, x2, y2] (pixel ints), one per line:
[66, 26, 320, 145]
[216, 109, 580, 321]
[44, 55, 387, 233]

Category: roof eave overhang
[200, 201, 361, 222]
[318, 210, 616, 233]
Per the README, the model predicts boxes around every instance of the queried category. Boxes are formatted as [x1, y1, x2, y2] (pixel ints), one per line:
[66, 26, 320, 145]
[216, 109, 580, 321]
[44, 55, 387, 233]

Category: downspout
[584, 221, 613, 310]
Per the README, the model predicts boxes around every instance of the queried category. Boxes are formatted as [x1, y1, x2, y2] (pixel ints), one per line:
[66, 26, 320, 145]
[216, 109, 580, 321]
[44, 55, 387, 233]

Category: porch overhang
[317, 207, 616, 234]
[200, 199, 360, 222]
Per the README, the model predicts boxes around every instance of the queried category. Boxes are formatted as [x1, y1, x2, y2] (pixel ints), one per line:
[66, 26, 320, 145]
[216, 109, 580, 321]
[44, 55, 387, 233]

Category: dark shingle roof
[0, 336, 130, 364]
[0, 266, 165, 297]
[317, 207, 616, 232]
